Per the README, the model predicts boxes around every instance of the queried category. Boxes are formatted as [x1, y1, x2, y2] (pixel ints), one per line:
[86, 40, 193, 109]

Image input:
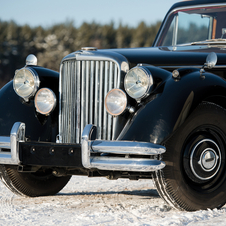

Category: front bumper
[0, 122, 25, 165]
[0, 122, 166, 172]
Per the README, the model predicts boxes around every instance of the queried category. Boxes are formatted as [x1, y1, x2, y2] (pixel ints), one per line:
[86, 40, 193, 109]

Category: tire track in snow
[101, 193, 148, 225]
[0, 177, 226, 225]
[0, 193, 21, 224]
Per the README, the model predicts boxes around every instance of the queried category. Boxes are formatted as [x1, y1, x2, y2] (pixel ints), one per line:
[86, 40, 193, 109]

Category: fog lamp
[105, 89, 127, 116]
[35, 88, 56, 115]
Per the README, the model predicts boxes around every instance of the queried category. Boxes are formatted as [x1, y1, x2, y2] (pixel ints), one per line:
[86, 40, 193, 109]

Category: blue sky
[0, 0, 177, 28]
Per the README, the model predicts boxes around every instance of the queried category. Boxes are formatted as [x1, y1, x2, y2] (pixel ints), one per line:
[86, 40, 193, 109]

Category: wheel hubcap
[190, 139, 221, 181]
[199, 148, 218, 171]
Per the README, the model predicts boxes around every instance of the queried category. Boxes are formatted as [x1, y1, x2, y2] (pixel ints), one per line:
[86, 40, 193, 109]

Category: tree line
[0, 20, 161, 88]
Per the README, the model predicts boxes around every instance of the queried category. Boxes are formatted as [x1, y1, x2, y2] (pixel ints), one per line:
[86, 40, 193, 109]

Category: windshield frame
[153, 3, 226, 47]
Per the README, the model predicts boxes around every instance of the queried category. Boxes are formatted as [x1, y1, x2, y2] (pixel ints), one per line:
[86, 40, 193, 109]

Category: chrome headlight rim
[13, 67, 40, 100]
[105, 88, 127, 116]
[34, 88, 57, 115]
[124, 66, 153, 101]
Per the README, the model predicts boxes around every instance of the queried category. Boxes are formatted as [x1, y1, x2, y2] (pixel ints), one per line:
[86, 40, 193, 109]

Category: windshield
[155, 4, 226, 46]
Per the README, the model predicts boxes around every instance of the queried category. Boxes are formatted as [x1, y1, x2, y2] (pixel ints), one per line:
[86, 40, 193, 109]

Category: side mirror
[200, 52, 217, 77]
[205, 52, 217, 69]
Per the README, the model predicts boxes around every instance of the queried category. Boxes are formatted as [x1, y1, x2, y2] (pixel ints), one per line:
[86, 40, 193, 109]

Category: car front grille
[59, 59, 120, 144]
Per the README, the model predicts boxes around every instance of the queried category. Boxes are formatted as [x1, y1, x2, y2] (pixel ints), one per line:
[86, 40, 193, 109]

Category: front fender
[119, 69, 226, 144]
[0, 67, 59, 142]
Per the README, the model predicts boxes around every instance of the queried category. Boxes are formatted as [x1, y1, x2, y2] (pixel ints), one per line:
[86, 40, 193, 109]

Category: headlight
[124, 66, 153, 100]
[105, 89, 127, 116]
[34, 88, 57, 115]
[13, 67, 40, 100]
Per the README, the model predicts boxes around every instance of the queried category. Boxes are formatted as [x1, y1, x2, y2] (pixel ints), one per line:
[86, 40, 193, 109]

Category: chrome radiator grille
[59, 59, 120, 144]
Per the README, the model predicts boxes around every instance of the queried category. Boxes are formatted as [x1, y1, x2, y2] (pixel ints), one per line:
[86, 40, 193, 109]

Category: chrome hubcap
[199, 148, 218, 171]
[190, 139, 221, 181]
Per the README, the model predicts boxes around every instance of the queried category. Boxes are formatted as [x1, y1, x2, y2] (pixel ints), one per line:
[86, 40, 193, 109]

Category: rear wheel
[153, 102, 226, 211]
[0, 165, 71, 197]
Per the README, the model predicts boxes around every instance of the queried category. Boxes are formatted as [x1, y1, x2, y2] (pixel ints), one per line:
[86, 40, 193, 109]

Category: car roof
[152, 0, 226, 46]
[170, 0, 226, 11]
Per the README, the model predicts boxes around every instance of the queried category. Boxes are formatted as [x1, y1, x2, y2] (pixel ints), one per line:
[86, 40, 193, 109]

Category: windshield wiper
[191, 39, 226, 45]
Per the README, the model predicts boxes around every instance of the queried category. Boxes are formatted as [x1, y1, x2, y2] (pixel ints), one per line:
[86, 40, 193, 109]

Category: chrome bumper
[0, 122, 25, 164]
[0, 122, 166, 172]
[81, 124, 166, 172]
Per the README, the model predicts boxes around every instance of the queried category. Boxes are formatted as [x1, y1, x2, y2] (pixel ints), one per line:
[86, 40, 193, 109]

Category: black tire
[0, 165, 71, 197]
[153, 102, 226, 211]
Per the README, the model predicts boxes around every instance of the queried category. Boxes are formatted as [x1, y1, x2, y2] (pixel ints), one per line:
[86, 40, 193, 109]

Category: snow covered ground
[0, 176, 226, 225]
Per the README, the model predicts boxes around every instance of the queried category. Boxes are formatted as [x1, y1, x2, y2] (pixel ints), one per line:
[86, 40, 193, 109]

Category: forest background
[0, 20, 161, 88]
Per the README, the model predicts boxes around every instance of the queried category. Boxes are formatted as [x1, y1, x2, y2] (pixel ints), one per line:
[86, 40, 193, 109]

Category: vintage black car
[1, 0, 226, 211]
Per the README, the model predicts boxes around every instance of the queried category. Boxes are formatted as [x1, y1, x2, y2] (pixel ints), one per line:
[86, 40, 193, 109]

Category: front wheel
[154, 102, 226, 211]
[0, 165, 71, 197]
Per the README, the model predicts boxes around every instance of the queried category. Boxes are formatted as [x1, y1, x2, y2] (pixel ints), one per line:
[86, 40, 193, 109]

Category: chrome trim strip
[85, 61, 89, 127]
[82, 124, 166, 172]
[103, 61, 108, 140]
[90, 157, 165, 172]
[61, 50, 129, 74]
[90, 61, 94, 124]
[154, 3, 226, 47]
[99, 61, 104, 139]
[172, 14, 178, 46]
[81, 61, 85, 135]
[94, 61, 99, 138]
[91, 140, 165, 155]
[0, 122, 25, 165]
[0, 137, 10, 149]
[76, 61, 81, 143]
[58, 64, 63, 143]
[107, 62, 113, 140]
[112, 64, 118, 140]
[160, 65, 226, 69]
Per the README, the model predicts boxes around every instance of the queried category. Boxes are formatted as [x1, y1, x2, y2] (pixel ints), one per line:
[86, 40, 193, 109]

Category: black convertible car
[1, 0, 226, 211]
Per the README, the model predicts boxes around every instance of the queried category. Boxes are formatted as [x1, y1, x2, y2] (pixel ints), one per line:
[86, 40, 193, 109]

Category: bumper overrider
[0, 122, 166, 172]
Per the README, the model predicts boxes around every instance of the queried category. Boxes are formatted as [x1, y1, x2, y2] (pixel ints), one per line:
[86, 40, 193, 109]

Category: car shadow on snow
[59, 188, 160, 199]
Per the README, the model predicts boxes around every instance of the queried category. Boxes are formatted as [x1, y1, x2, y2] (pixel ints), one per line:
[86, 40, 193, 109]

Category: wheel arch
[203, 95, 226, 110]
